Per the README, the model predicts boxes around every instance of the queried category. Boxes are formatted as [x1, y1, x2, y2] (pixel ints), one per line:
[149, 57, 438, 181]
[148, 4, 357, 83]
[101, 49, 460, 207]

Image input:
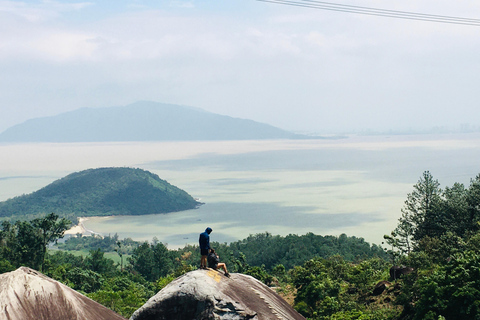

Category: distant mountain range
[0, 101, 315, 142]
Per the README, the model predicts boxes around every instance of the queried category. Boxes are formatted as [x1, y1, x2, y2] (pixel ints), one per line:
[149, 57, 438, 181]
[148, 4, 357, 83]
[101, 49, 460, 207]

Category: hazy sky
[1, 0, 480, 134]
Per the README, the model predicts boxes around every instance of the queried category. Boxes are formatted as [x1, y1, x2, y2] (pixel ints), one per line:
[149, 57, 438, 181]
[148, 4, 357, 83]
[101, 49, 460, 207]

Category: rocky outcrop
[372, 280, 391, 296]
[130, 269, 305, 320]
[389, 266, 414, 280]
[0, 267, 126, 320]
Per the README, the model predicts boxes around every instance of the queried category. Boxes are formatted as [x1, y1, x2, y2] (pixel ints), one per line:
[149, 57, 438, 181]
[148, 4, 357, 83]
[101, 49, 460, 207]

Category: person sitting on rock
[207, 248, 230, 277]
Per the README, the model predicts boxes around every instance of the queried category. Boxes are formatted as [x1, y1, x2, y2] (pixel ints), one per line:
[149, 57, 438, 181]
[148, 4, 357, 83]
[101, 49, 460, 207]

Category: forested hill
[0, 167, 200, 220]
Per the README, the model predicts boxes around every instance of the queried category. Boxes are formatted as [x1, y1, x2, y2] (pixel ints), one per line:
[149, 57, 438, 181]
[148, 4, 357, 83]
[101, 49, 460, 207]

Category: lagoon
[1, 133, 480, 248]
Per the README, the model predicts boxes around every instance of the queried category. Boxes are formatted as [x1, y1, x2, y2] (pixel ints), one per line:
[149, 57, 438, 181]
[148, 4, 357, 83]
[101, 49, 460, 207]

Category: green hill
[0, 167, 200, 219]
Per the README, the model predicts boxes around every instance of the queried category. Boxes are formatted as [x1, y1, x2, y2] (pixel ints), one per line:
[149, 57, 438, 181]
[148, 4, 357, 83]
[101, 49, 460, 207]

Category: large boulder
[0, 267, 126, 320]
[130, 269, 305, 320]
[389, 266, 414, 280]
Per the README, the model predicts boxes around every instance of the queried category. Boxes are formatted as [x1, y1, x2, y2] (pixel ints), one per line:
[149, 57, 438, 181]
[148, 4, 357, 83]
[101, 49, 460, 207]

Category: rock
[389, 266, 414, 280]
[130, 269, 305, 320]
[372, 280, 391, 296]
[0, 267, 126, 320]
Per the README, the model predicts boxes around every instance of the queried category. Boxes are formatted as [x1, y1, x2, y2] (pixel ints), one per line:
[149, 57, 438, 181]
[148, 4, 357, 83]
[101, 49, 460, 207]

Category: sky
[1, 0, 480, 134]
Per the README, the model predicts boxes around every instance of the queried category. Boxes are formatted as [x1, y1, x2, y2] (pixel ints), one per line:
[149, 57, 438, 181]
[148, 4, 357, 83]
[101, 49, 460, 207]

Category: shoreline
[64, 216, 118, 237]
[64, 217, 90, 235]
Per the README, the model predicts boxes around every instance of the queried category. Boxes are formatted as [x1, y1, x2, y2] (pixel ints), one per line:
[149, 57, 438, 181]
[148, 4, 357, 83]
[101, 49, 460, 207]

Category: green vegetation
[57, 233, 138, 254]
[224, 232, 387, 270]
[2, 170, 480, 319]
[0, 214, 386, 318]
[289, 256, 398, 319]
[0, 213, 70, 271]
[57, 231, 388, 271]
[0, 167, 200, 220]
[382, 171, 480, 320]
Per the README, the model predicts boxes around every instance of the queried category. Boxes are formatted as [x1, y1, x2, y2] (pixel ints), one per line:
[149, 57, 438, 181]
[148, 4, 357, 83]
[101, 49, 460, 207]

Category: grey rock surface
[130, 269, 305, 320]
[0, 267, 126, 320]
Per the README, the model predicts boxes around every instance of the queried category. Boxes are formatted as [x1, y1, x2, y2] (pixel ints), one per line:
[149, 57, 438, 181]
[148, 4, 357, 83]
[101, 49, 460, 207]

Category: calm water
[1, 134, 480, 248]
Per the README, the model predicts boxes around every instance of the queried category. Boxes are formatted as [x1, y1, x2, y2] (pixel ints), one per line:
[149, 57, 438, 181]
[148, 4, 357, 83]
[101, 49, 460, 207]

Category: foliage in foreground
[1, 214, 388, 318]
[0, 212, 70, 271]
[290, 256, 400, 319]
[384, 171, 480, 320]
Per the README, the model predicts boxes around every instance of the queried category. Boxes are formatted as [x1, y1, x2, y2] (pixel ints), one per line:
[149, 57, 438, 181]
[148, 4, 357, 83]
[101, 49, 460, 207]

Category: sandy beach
[64, 218, 88, 235]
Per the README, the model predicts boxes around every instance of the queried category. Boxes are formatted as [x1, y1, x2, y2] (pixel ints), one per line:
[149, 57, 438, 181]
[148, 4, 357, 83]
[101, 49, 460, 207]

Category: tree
[0, 221, 20, 266]
[129, 242, 155, 281]
[66, 267, 104, 293]
[383, 210, 415, 259]
[1, 220, 43, 269]
[115, 241, 124, 272]
[401, 171, 443, 243]
[466, 174, 480, 234]
[152, 242, 174, 277]
[385, 171, 443, 257]
[84, 248, 117, 275]
[442, 183, 469, 237]
[31, 212, 71, 271]
[128, 241, 172, 281]
[410, 250, 480, 320]
[16, 220, 44, 269]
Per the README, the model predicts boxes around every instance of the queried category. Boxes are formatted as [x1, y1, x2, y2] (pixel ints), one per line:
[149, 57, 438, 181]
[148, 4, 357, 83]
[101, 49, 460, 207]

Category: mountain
[0, 167, 200, 219]
[0, 101, 312, 142]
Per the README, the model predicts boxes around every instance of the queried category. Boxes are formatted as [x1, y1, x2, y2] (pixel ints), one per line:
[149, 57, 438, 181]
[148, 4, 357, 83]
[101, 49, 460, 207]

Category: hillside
[0, 101, 314, 142]
[0, 167, 200, 219]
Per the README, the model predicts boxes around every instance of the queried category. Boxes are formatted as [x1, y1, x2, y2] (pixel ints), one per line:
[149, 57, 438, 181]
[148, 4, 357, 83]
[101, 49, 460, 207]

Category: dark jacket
[207, 252, 219, 268]
[199, 227, 212, 251]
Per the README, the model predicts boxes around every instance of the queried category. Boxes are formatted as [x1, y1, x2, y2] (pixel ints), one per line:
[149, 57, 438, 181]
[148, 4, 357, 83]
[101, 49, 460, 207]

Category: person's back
[199, 230, 210, 250]
[206, 248, 230, 277]
[207, 251, 219, 269]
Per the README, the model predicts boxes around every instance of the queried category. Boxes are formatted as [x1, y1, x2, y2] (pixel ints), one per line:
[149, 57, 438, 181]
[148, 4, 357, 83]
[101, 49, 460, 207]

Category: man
[207, 248, 230, 277]
[199, 227, 212, 269]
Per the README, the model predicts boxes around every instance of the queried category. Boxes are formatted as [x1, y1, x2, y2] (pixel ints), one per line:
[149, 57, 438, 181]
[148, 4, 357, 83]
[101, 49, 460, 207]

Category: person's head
[210, 248, 215, 253]
[206, 227, 212, 234]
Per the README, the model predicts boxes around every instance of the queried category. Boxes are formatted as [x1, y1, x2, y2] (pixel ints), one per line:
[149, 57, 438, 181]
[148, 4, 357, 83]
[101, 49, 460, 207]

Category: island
[0, 167, 201, 221]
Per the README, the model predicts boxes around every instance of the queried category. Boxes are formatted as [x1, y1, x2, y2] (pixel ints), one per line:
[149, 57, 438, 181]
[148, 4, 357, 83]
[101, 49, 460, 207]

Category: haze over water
[1, 133, 480, 248]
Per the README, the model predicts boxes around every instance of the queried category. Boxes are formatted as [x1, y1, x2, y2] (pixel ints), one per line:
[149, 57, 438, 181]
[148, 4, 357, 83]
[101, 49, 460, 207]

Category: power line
[256, 0, 480, 26]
